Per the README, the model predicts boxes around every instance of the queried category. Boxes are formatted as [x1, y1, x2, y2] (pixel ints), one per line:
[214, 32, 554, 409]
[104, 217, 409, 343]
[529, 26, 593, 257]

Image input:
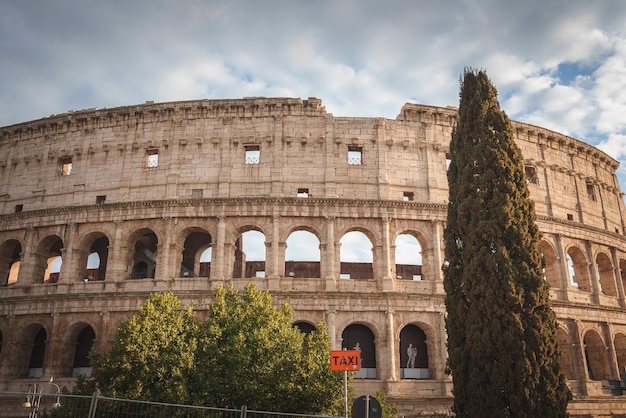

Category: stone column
[611, 247, 626, 307]
[326, 310, 337, 349]
[380, 217, 393, 290]
[107, 220, 128, 281]
[554, 234, 571, 300]
[267, 215, 281, 289]
[18, 227, 46, 284]
[602, 322, 620, 380]
[57, 223, 81, 283]
[431, 220, 443, 281]
[585, 240, 601, 304]
[386, 310, 397, 380]
[155, 216, 179, 280]
[323, 216, 337, 290]
[211, 216, 227, 280]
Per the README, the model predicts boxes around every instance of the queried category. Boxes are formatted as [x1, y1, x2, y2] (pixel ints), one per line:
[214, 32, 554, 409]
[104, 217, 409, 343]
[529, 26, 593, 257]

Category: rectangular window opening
[15, 204, 23, 213]
[297, 188, 309, 197]
[245, 145, 260, 164]
[525, 166, 539, 185]
[60, 157, 73, 176]
[586, 182, 596, 201]
[146, 149, 159, 168]
[348, 146, 362, 165]
[96, 195, 106, 204]
[567, 213, 574, 221]
[403, 192, 414, 201]
[340, 273, 351, 279]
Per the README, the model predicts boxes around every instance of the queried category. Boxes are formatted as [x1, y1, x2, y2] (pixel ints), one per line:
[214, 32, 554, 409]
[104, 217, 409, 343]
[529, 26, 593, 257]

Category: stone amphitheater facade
[1, 97, 626, 417]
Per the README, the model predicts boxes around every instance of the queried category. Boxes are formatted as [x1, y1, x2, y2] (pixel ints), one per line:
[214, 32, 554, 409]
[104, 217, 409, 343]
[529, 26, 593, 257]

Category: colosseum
[1, 96, 626, 417]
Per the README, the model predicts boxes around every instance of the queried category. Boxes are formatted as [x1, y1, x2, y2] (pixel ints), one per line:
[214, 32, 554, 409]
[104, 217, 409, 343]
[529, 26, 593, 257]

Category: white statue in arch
[407, 343, 417, 368]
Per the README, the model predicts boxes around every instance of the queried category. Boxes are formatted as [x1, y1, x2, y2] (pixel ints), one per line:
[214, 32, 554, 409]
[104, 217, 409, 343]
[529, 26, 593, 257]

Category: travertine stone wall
[1, 97, 626, 418]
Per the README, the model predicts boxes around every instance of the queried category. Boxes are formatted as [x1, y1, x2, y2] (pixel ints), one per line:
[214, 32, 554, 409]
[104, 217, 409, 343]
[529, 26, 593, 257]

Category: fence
[0, 391, 343, 418]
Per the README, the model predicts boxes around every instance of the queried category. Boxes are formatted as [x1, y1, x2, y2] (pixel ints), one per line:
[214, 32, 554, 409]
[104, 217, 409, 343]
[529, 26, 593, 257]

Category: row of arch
[0, 321, 430, 381]
[0, 223, 427, 285]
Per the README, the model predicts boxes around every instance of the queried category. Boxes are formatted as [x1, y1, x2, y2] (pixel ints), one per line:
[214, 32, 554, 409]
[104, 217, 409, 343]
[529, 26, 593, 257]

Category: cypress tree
[443, 68, 571, 417]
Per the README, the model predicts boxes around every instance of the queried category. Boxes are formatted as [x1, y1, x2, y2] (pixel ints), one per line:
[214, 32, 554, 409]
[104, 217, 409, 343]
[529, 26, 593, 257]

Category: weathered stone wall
[1, 97, 626, 417]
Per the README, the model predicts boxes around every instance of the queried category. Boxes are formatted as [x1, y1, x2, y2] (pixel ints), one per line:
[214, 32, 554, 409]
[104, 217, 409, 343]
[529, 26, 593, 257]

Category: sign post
[330, 350, 361, 418]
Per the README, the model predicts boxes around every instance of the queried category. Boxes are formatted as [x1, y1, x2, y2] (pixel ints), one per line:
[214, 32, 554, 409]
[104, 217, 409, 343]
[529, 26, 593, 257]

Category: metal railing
[1, 391, 343, 418]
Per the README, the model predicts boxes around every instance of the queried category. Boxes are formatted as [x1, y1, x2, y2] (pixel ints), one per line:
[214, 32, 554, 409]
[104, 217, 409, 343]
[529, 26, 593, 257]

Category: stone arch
[342, 323, 377, 378]
[0, 238, 22, 286]
[16, 324, 48, 378]
[596, 252, 617, 297]
[556, 327, 576, 380]
[293, 321, 317, 335]
[128, 228, 158, 279]
[36, 235, 64, 283]
[615, 333, 626, 380]
[540, 239, 560, 289]
[583, 329, 610, 381]
[285, 229, 321, 278]
[231, 226, 267, 279]
[393, 231, 425, 281]
[339, 229, 374, 280]
[78, 231, 110, 281]
[566, 245, 591, 292]
[399, 323, 430, 379]
[178, 228, 212, 278]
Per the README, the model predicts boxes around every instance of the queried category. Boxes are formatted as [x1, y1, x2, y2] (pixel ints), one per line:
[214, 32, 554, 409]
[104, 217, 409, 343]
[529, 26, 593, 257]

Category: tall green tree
[86, 284, 345, 415]
[193, 283, 345, 414]
[443, 68, 571, 417]
[90, 292, 199, 405]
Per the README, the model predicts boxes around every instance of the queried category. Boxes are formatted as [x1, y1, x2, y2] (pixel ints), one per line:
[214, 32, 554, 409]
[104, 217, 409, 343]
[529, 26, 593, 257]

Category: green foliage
[443, 68, 571, 417]
[194, 283, 346, 414]
[374, 390, 399, 418]
[87, 285, 345, 415]
[91, 292, 199, 405]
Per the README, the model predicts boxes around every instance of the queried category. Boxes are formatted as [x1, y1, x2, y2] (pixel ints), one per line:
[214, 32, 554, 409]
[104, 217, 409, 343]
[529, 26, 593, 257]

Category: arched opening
[73, 326, 95, 377]
[84, 236, 109, 281]
[285, 230, 321, 278]
[130, 230, 158, 279]
[556, 328, 576, 380]
[200, 247, 212, 278]
[394, 233, 423, 281]
[540, 240, 560, 289]
[615, 333, 626, 380]
[36, 236, 63, 283]
[596, 252, 617, 297]
[584, 330, 609, 381]
[180, 231, 212, 278]
[339, 231, 373, 280]
[0, 239, 22, 286]
[399, 324, 429, 379]
[342, 324, 376, 379]
[28, 328, 47, 378]
[567, 246, 591, 292]
[293, 321, 316, 335]
[233, 230, 266, 279]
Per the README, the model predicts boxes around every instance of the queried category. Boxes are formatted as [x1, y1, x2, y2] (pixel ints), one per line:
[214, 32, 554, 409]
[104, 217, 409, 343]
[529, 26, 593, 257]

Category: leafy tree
[374, 389, 399, 418]
[90, 292, 199, 405]
[193, 283, 346, 414]
[443, 68, 571, 417]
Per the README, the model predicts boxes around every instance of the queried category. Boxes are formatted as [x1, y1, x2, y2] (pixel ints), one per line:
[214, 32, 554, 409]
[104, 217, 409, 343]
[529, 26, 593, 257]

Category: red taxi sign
[330, 350, 361, 371]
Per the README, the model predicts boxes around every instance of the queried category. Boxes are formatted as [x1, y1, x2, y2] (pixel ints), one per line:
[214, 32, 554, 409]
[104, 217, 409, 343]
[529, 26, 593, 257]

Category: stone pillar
[57, 223, 80, 283]
[18, 227, 46, 284]
[386, 310, 397, 380]
[585, 240, 601, 304]
[611, 247, 626, 307]
[211, 216, 227, 280]
[107, 220, 128, 281]
[326, 310, 337, 349]
[323, 216, 337, 290]
[570, 319, 590, 396]
[602, 322, 620, 380]
[156, 216, 179, 280]
[380, 217, 393, 291]
[553, 234, 571, 300]
[267, 215, 281, 289]
[431, 220, 443, 281]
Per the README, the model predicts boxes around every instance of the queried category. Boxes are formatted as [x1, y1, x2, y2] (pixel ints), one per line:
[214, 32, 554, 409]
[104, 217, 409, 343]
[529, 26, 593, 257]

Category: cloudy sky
[2, 0, 626, 190]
